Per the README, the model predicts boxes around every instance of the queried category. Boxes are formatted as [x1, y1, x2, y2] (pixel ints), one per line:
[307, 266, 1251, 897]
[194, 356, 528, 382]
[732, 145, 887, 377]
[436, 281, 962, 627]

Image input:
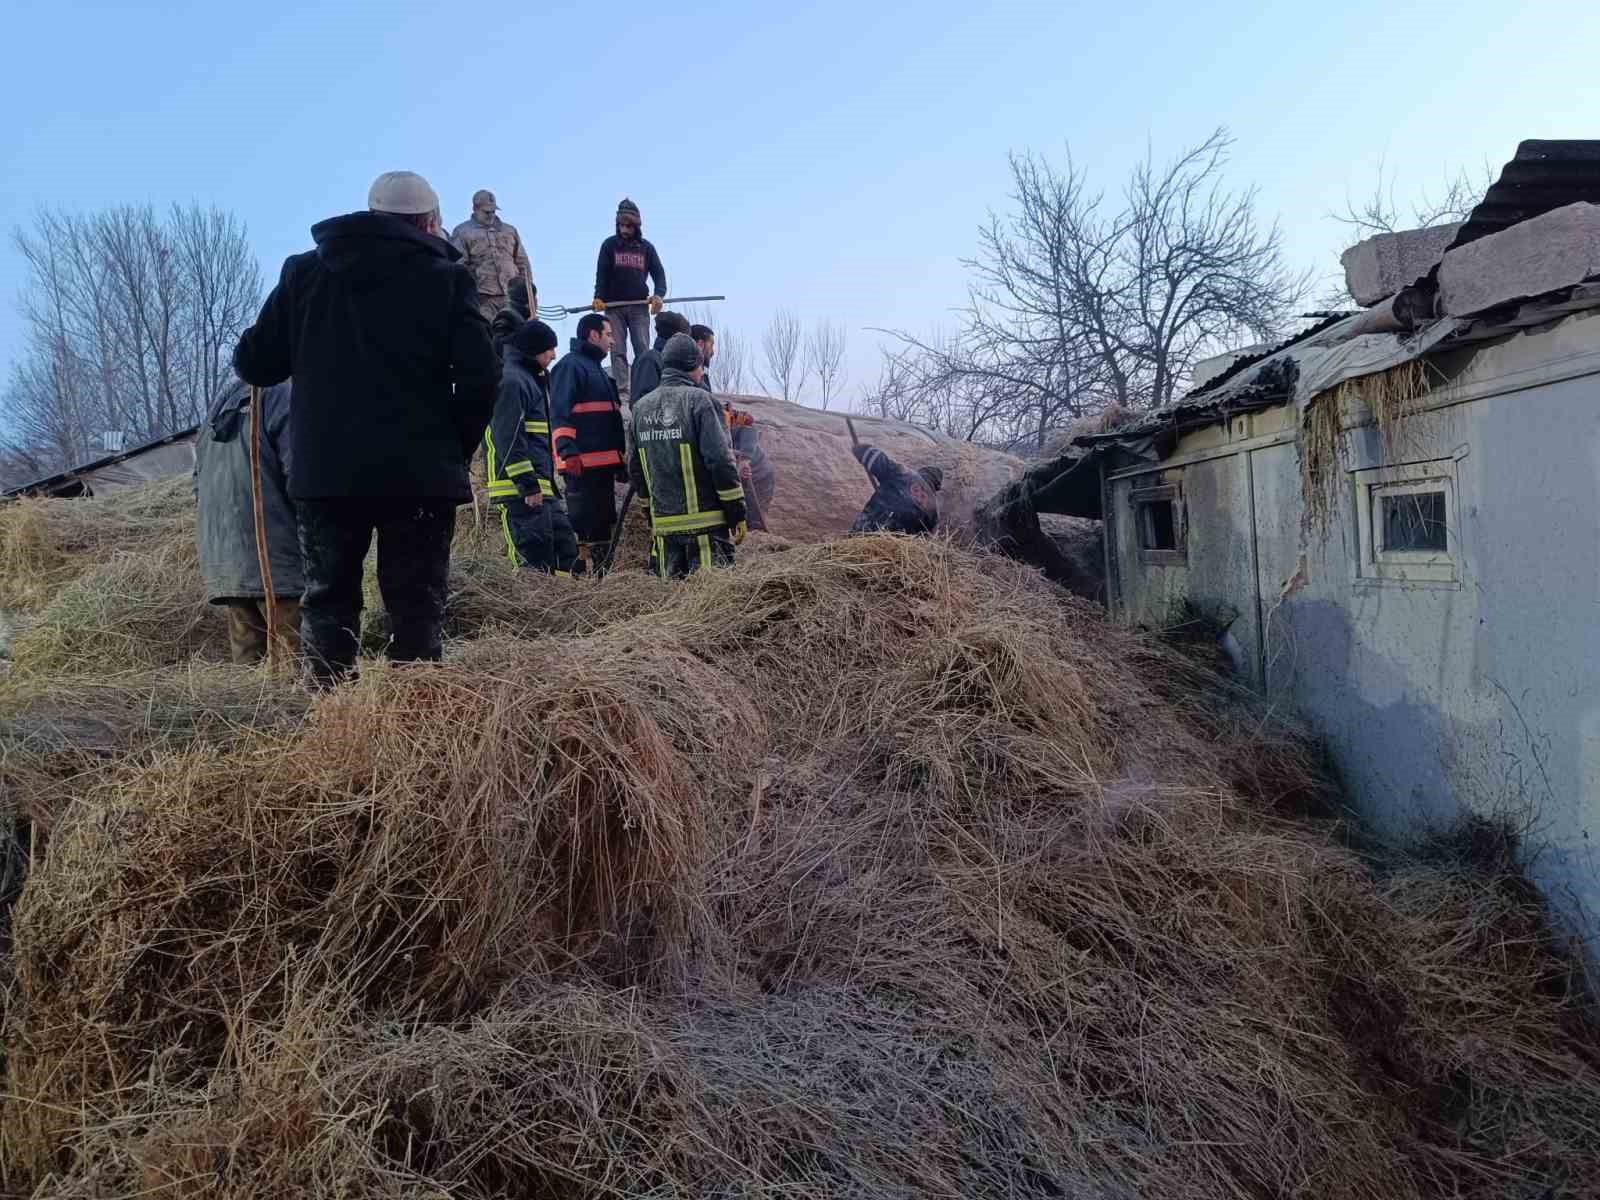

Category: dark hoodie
[594, 222, 666, 304]
[233, 211, 499, 501]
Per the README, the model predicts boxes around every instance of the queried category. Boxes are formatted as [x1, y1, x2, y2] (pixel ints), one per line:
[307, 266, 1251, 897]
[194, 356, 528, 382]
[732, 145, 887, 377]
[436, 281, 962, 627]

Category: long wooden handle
[248, 385, 280, 675]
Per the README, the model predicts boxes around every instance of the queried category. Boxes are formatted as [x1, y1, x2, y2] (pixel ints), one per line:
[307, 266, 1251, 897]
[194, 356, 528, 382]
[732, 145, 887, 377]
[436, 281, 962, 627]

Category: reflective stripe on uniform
[698, 534, 712, 569]
[679, 444, 701, 514]
[572, 401, 618, 414]
[650, 509, 726, 534]
[538, 477, 556, 497]
[487, 480, 519, 498]
[498, 505, 517, 564]
[715, 485, 744, 502]
[504, 460, 535, 477]
[577, 449, 624, 468]
[553, 425, 578, 443]
[653, 536, 666, 578]
[523, 420, 549, 434]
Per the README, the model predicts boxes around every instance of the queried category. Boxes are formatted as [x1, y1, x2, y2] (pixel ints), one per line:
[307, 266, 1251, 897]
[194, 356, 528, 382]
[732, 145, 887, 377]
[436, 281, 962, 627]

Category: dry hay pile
[1, 535, 1597, 1199]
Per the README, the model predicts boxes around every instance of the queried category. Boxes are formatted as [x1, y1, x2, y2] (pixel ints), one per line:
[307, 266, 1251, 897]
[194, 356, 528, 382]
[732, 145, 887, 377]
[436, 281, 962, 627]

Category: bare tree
[867, 127, 1306, 452]
[806, 320, 848, 410]
[2, 203, 262, 476]
[756, 308, 804, 403]
[714, 326, 752, 395]
[1332, 158, 1495, 237]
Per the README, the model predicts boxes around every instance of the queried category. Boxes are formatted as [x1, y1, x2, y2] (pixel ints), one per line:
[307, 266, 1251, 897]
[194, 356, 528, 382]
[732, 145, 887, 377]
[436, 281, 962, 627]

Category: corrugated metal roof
[2, 426, 199, 499]
[1446, 140, 1600, 253]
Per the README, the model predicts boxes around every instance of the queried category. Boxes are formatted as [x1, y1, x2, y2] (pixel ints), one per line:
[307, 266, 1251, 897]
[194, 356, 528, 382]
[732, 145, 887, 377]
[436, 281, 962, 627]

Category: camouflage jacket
[449, 216, 532, 306]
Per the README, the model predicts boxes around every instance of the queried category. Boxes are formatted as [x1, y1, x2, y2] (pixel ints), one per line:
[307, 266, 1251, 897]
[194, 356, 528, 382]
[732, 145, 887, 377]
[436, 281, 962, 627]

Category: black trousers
[297, 498, 456, 685]
[565, 469, 619, 571]
[652, 529, 735, 579]
[497, 497, 579, 575]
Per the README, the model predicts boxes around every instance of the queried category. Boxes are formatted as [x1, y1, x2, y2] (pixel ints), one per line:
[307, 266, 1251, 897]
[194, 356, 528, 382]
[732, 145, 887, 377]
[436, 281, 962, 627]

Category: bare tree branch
[755, 308, 804, 403]
[806, 320, 847, 410]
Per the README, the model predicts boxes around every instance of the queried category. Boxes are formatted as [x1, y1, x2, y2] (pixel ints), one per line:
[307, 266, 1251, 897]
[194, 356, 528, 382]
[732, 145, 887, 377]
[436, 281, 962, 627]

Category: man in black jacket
[232, 170, 499, 685]
[550, 312, 626, 572]
[850, 444, 942, 536]
[629, 310, 691, 403]
[593, 197, 666, 399]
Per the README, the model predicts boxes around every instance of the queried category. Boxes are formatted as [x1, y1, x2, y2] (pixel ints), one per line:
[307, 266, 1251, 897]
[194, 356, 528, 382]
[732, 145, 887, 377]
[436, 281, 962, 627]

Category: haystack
[2, 535, 1597, 1199]
[714, 394, 1025, 538]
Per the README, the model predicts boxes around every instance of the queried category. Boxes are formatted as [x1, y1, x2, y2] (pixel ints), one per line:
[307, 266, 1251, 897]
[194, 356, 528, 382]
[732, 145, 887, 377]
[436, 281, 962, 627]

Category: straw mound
[3, 535, 1596, 1198]
[0, 476, 194, 612]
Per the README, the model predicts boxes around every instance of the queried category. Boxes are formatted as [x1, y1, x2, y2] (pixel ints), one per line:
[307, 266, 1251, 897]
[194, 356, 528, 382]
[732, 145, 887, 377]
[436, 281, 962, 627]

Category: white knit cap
[367, 171, 440, 215]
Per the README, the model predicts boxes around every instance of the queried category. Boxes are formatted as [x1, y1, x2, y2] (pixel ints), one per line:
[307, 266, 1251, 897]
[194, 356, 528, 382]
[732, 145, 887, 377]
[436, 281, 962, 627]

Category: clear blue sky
[2, 0, 1595, 407]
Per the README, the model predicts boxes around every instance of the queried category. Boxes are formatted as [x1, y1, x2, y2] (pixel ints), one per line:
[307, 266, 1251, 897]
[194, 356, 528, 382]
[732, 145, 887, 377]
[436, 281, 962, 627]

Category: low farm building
[1044, 140, 1600, 979]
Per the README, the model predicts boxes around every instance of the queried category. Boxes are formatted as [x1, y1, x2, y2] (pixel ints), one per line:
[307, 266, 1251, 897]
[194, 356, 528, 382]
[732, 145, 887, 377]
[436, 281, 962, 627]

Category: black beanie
[919, 465, 944, 493]
[510, 319, 559, 357]
[661, 332, 702, 372]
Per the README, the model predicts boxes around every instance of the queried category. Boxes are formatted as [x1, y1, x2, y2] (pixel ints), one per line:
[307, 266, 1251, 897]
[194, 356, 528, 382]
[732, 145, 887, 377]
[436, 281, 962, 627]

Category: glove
[648, 295, 663, 315]
[561, 457, 585, 479]
[738, 459, 753, 482]
[730, 519, 749, 546]
[722, 498, 748, 533]
[591, 298, 605, 312]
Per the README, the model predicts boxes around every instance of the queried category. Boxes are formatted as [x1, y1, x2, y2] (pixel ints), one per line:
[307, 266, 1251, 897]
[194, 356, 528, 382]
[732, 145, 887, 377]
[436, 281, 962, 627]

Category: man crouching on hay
[231, 170, 499, 685]
[193, 378, 303, 663]
[627, 333, 748, 578]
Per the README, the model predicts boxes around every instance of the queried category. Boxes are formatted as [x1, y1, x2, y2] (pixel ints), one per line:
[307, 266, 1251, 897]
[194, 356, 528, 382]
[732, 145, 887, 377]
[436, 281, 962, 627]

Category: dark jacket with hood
[628, 366, 745, 536]
[630, 333, 671, 403]
[193, 378, 303, 602]
[490, 291, 531, 360]
[850, 444, 939, 535]
[232, 211, 499, 502]
[549, 337, 625, 472]
[594, 226, 666, 303]
[484, 348, 559, 503]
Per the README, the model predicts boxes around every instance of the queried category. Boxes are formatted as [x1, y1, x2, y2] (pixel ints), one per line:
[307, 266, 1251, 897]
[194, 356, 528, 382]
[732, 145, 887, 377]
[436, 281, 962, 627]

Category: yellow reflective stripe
[498, 505, 517, 564]
[650, 510, 726, 534]
[637, 448, 657, 523]
[679, 444, 701, 514]
[715, 485, 745, 502]
[523, 420, 549, 434]
[504, 460, 535, 477]
[484, 430, 499, 482]
[538, 477, 557, 497]
[554, 569, 572, 578]
[698, 534, 712, 569]
[486, 481, 519, 497]
[653, 536, 666, 578]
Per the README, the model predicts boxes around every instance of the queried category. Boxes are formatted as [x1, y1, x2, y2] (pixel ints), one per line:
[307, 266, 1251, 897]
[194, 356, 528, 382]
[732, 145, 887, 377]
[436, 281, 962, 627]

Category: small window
[1132, 483, 1185, 565]
[1352, 461, 1459, 586]
[1380, 490, 1448, 553]
[1140, 498, 1177, 550]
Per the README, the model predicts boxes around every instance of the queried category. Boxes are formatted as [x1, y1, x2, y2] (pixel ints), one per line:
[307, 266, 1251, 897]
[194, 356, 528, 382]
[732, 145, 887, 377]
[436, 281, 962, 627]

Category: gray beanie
[661, 332, 702, 373]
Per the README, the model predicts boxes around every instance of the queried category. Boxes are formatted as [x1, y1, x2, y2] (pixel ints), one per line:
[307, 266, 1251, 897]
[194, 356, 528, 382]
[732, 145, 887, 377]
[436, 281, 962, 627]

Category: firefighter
[484, 319, 579, 574]
[850, 443, 943, 535]
[550, 312, 627, 573]
[628, 333, 747, 578]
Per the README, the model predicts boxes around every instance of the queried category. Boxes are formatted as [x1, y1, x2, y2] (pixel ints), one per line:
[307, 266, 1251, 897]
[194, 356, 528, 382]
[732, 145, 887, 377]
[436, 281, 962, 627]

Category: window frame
[1351, 460, 1459, 586]
[1132, 482, 1186, 566]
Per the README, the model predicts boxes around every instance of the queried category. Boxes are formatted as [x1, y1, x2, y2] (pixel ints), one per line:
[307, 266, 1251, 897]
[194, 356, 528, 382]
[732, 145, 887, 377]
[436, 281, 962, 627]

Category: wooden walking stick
[248, 385, 281, 674]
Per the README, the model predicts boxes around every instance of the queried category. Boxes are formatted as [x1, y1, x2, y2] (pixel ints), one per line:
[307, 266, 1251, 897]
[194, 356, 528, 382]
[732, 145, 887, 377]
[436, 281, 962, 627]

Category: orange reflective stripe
[572, 401, 618, 414]
[577, 449, 624, 468]
[552, 425, 578, 442]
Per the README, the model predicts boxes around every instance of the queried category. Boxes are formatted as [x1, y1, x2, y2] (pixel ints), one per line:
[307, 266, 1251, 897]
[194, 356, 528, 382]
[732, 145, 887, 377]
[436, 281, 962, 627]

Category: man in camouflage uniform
[451, 189, 532, 321]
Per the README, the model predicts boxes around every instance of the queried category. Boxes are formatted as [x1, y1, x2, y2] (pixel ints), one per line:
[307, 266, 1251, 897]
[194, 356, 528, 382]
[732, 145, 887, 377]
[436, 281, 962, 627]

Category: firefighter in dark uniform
[550, 312, 626, 573]
[850, 444, 943, 535]
[628, 333, 747, 578]
[483, 319, 579, 574]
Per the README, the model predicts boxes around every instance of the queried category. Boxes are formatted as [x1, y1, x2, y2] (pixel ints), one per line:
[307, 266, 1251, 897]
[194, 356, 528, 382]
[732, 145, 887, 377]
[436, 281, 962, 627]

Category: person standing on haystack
[550, 312, 626, 573]
[850, 444, 942, 536]
[484, 319, 579, 574]
[629, 309, 691, 403]
[593, 198, 666, 399]
[193, 378, 303, 664]
[628, 333, 747, 578]
[232, 170, 499, 686]
[451, 189, 532, 322]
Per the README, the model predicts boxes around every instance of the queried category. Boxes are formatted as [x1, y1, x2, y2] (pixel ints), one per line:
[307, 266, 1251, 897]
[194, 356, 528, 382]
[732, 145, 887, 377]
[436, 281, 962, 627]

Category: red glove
[561, 457, 584, 479]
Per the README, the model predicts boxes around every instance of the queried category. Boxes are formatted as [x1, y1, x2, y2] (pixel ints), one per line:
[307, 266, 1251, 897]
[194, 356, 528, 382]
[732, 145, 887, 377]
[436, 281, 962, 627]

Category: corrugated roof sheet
[1446, 140, 1600, 253]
